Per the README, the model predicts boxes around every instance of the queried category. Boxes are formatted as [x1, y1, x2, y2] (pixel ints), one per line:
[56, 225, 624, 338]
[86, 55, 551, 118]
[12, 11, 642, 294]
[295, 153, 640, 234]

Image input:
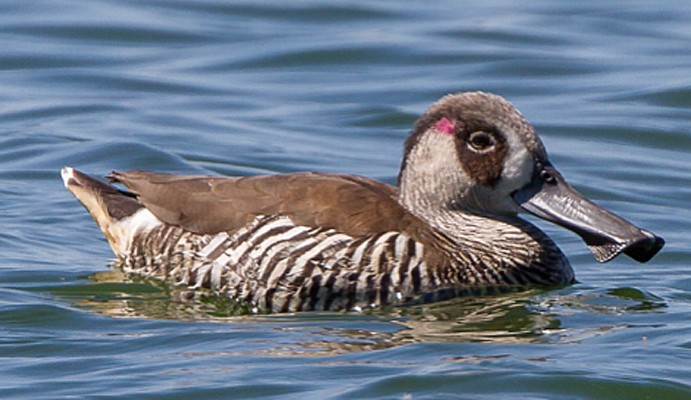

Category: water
[1, 0, 690, 398]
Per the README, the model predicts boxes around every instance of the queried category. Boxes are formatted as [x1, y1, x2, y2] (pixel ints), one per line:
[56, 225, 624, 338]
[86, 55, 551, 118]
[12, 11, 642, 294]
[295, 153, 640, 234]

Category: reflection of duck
[70, 272, 666, 353]
[61, 92, 663, 313]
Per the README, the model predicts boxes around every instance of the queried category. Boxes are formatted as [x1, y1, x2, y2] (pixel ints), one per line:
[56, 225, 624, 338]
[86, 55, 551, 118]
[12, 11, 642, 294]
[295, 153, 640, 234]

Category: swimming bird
[61, 92, 664, 313]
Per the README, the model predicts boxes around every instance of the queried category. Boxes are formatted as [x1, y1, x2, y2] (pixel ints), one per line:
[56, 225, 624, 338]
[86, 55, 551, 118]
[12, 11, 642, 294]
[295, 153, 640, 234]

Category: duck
[61, 92, 664, 313]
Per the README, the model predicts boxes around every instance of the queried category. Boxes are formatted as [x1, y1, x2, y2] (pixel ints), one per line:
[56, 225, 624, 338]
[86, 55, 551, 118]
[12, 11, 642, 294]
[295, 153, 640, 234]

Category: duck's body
[62, 169, 570, 312]
[62, 92, 663, 313]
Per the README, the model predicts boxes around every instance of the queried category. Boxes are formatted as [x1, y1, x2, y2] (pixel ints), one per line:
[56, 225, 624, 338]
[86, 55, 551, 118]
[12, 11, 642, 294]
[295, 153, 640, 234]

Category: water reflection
[75, 269, 257, 319]
[50, 268, 667, 356]
[390, 294, 563, 344]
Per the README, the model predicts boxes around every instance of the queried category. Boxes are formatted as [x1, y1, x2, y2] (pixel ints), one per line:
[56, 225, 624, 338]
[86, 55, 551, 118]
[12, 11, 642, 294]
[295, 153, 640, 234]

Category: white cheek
[483, 130, 535, 213]
[498, 122, 535, 192]
[501, 146, 534, 190]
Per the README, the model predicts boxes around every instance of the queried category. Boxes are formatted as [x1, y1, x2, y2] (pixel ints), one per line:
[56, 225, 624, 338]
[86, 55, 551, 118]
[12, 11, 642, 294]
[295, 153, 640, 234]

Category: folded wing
[107, 170, 421, 237]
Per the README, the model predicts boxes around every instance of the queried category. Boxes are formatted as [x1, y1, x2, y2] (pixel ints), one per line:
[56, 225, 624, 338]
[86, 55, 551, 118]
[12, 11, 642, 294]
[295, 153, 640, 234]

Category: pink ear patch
[434, 117, 455, 135]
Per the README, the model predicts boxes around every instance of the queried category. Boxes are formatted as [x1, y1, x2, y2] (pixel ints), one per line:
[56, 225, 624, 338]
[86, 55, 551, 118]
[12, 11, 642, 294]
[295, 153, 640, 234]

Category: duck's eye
[467, 131, 496, 153]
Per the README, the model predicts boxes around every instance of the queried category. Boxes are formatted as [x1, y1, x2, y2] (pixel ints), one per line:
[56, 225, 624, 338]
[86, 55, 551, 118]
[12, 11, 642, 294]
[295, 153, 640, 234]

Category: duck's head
[398, 91, 664, 263]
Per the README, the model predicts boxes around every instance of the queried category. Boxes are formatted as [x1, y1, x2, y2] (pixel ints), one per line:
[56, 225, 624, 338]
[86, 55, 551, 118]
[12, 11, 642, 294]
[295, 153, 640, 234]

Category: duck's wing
[107, 170, 417, 237]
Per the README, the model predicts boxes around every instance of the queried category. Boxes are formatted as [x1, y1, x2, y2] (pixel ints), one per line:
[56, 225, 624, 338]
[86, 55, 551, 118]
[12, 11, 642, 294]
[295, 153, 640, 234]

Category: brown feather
[107, 170, 430, 240]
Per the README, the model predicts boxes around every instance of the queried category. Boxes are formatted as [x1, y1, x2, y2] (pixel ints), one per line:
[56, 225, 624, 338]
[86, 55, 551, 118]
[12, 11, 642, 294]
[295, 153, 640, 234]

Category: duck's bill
[512, 163, 664, 263]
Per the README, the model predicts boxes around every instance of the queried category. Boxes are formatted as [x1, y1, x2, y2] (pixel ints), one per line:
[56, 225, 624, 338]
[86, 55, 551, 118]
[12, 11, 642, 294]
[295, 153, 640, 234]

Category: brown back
[108, 171, 432, 240]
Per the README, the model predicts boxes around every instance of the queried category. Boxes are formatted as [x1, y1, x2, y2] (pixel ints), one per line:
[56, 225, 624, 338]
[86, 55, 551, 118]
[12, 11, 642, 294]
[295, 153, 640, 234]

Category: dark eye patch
[455, 126, 508, 187]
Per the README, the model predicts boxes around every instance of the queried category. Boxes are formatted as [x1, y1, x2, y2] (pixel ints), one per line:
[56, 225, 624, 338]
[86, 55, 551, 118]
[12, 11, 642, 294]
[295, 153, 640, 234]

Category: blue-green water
[1, 1, 690, 398]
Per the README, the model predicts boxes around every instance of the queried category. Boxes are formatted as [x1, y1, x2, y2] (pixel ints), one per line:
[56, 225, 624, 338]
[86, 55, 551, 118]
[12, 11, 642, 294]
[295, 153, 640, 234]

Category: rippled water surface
[1, 1, 690, 399]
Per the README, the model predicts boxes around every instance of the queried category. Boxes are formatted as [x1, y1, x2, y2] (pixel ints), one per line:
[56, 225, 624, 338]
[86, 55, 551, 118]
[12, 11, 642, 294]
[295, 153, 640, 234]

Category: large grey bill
[512, 164, 664, 263]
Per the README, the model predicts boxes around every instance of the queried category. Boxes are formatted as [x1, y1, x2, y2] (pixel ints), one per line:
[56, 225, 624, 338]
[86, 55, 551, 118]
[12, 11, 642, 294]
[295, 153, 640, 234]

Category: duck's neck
[399, 195, 574, 287]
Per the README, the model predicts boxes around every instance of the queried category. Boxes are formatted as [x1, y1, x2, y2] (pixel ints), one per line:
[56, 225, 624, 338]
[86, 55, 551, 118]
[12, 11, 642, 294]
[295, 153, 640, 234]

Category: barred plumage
[119, 214, 429, 312]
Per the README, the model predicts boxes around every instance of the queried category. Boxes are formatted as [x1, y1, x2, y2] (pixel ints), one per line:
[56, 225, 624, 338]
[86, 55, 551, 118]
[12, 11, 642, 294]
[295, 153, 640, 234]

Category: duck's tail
[61, 166, 144, 257]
